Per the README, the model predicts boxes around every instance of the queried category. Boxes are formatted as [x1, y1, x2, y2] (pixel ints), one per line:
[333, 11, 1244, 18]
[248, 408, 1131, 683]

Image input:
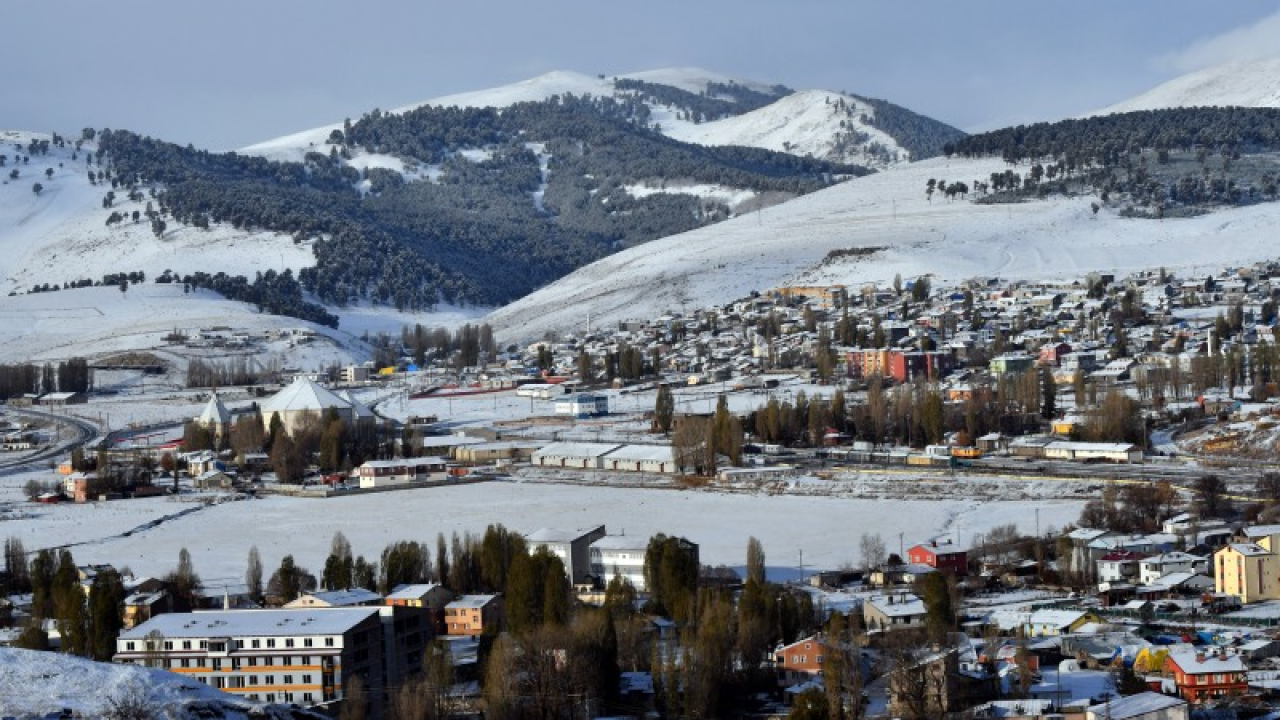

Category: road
[0, 406, 101, 475]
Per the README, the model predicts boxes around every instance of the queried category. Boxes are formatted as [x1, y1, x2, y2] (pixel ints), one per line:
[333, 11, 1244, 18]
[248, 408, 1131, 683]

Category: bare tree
[859, 533, 886, 570]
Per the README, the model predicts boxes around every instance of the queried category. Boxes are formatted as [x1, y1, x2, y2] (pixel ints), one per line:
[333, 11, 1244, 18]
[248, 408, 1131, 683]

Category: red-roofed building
[908, 541, 968, 576]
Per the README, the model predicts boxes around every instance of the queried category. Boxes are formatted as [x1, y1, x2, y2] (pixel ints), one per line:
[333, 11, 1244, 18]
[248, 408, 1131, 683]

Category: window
[212, 659, 221, 671]
[325, 637, 334, 647]
[284, 675, 294, 684]
[183, 641, 192, 650]
[265, 675, 275, 685]
[252, 639, 260, 649]
[286, 639, 295, 648]
[266, 639, 276, 648]
[181, 659, 191, 668]
[196, 658, 206, 668]
[303, 674, 312, 683]
[126, 642, 135, 651]
[304, 693, 313, 702]
[304, 638, 313, 648]
[248, 657, 258, 667]
[164, 641, 173, 650]
[249, 676, 259, 686]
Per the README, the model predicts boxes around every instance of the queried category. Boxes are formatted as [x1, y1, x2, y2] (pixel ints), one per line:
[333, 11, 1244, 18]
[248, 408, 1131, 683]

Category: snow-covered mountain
[0, 647, 324, 718]
[1090, 55, 1280, 115]
[486, 151, 1280, 342]
[243, 68, 954, 169]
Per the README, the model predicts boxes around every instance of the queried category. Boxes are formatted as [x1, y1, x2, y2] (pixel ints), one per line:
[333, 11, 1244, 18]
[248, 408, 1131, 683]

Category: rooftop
[119, 607, 380, 640]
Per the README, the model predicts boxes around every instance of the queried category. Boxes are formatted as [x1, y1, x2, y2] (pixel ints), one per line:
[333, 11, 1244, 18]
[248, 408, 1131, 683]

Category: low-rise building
[527, 525, 608, 584]
[908, 540, 968, 576]
[863, 592, 926, 632]
[1163, 649, 1247, 704]
[355, 457, 447, 488]
[444, 594, 504, 636]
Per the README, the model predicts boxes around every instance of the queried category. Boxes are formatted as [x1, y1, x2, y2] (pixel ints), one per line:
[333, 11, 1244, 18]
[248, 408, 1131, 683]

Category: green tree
[654, 385, 675, 435]
[1041, 367, 1057, 419]
[88, 568, 125, 660]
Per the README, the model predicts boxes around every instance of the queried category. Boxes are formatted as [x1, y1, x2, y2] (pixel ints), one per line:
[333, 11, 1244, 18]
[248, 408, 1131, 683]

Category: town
[3, 259, 1280, 718]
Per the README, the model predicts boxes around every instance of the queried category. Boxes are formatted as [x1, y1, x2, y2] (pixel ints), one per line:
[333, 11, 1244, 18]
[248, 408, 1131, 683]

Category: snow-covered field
[0, 463, 1082, 588]
[487, 152, 1280, 343]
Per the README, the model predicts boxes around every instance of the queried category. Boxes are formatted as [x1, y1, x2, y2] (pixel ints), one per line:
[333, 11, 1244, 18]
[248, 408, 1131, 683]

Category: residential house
[1163, 649, 1247, 704]
[773, 634, 827, 686]
[1213, 524, 1280, 604]
[1098, 551, 1144, 584]
[355, 457, 447, 488]
[1138, 552, 1200, 585]
[908, 540, 968, 576]
[863, 593, 926, 632]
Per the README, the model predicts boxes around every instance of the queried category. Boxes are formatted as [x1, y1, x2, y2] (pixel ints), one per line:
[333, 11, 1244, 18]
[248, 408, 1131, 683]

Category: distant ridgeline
[943, 107, 1280, 217]
[95, 94, 865, 324]
[612, 78, 794, 122]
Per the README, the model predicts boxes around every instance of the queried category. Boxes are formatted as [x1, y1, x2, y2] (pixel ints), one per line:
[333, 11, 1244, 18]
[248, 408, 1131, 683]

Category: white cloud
[1156, 10, 1280, 72]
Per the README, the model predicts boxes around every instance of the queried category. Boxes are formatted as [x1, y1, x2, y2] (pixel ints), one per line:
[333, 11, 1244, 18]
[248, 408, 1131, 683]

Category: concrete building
[527, 525, 608, 584]
[554, 393, 609, 417]
[114, 607, 422, 715]
[444, 594, 504, 636]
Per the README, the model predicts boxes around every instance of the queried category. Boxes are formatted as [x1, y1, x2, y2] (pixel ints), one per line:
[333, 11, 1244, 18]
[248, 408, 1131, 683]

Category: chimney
[1196, 651, 1206, 663]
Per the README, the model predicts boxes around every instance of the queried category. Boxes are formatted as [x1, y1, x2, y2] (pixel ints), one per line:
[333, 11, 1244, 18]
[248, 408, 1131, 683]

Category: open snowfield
[1089, 55, 1280, 115]
[0, 470, 1081, 586]
[487, 152, 1280, 342]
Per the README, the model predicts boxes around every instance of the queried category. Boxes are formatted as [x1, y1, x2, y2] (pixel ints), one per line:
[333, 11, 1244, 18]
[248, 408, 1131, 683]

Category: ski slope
[487, 153, 1280, 342]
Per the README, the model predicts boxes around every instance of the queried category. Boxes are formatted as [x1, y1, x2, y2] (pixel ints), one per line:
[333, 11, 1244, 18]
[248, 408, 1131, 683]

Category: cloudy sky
[7, 1, 1280, 150]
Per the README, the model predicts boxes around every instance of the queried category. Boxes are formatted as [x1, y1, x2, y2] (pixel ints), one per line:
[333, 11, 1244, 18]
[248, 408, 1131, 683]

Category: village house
[354, 456, 448, 488]
[863, 592, 927, 632]
[1163, 648, 1248, 704]
[908, 540, 968, 576]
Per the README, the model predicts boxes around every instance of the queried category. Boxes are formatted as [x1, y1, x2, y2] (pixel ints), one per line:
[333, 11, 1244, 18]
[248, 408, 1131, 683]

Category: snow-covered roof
[603, 444, 675, 462]
[1166, 648, 1246, 674]
[196, 393, 230, 425]
[336, 390, 375, 420]
[119, 608, 380, 639]
[386, 583, 444, 600]
[1087, 691, 1185, 719]
[446, 594, 498, 609]
[592, 535, 647, 551]
[1243, 524, 1280, 539]
[1227, 542, 1271, 557]
[866, 593, 925, 617]
[527, 527, 600, 544]
[287, 588, 382, 607]
[260, 377, 351, 414]
[532, 442, 622, 459]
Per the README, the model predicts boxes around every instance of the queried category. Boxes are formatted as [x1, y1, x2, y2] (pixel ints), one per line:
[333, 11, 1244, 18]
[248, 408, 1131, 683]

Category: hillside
[486, 152, 1280, 342]
[1091, 55, 1280, 115]
[244, 68, 962, 169]
[0, 647, 324, 718]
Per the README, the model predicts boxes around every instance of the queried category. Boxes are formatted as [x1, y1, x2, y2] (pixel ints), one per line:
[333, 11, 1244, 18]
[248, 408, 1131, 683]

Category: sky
[6, 1, 1280, 151]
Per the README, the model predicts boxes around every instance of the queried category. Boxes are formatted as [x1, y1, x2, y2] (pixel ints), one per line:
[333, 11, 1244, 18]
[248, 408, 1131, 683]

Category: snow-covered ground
[0, 131, 313, 296]
[0, 461, 1082, 591]
[664, 89, 907, 166]
[0, 647, 312, 718]
[1089, 55, 1280, 115]
[241, 68, 912, 169]
[486, 152, 1280, 343]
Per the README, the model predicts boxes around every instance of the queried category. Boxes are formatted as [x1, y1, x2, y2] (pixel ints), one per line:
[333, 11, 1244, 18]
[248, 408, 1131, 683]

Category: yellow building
[1214, 526, 1280, 604]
